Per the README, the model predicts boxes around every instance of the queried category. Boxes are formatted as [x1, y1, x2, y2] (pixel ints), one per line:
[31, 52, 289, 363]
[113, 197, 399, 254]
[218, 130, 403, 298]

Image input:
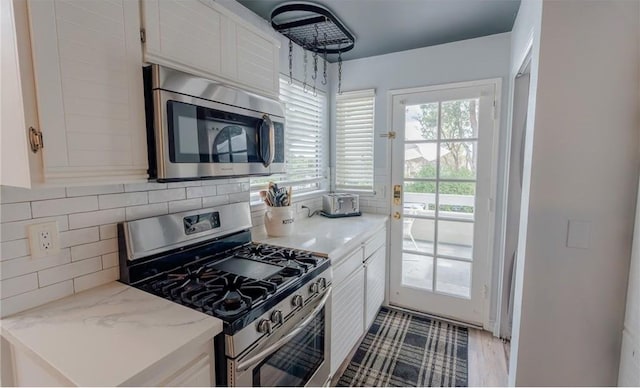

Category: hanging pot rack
[271, 2, 354, 94]
[270, 3, 355, 54]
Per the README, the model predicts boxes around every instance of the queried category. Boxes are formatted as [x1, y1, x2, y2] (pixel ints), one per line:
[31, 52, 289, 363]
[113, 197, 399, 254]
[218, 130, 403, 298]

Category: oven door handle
[236, 287, 332, 373]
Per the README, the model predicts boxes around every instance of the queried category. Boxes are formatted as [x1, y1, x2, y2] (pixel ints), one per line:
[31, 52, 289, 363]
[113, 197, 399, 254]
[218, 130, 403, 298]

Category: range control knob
[292, 294, 304, 308]
[270, 310, 283, 324]
[309, 282, 319, 294]
[257, 319, 272, 334]
[318, 277, 327, 289]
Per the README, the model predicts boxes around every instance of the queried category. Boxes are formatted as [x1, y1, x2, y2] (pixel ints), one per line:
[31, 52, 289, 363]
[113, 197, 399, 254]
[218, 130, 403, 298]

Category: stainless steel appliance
[143, 64, 286, 181]
[118, 203, 331, 387]
[322, 193, 360, 217]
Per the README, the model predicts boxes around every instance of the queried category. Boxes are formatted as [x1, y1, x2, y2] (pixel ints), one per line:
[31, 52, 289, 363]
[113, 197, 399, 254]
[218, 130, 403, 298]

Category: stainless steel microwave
[143, 65, 285, 181]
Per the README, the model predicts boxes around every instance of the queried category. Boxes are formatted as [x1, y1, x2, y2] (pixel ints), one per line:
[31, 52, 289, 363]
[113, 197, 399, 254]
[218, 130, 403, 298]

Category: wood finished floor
[468, 328, 510, 387]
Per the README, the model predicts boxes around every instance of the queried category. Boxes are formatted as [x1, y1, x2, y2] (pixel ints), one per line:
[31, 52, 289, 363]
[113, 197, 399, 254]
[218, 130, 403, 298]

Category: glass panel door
[389, 82, 498, 325]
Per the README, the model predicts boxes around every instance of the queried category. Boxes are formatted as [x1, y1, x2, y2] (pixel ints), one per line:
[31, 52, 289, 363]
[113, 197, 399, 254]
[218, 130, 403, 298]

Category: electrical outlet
[28, 221, 60, 259]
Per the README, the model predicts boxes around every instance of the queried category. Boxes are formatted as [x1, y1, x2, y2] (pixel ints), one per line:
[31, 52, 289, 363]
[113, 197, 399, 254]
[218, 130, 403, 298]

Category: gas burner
[235, 243, 281, 259]
[189, 274, 278, 317]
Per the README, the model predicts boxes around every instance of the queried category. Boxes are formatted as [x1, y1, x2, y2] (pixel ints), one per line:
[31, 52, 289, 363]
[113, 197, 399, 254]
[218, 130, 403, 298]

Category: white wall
[510, 1, 639, 385]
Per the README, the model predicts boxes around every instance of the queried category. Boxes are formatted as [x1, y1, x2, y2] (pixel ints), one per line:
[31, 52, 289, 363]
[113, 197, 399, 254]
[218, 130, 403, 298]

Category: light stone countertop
[252, 213, 389, 260]
[0, 282, 222, 387]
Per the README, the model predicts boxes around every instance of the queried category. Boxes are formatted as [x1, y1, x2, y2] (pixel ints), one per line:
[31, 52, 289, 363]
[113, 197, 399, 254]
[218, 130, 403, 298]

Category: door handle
[393, 212, 401, 220]
[259, 114, 275, 168]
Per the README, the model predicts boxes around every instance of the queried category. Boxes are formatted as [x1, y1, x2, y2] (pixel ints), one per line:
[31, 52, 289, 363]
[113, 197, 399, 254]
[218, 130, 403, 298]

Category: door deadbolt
[393, 212, 401, 220]
[393, 185, 402, 206]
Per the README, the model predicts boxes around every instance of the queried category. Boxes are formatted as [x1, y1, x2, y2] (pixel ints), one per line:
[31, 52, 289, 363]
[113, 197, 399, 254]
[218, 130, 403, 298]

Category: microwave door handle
[260, 114, 275, 168]
[236, 287, 332, 373]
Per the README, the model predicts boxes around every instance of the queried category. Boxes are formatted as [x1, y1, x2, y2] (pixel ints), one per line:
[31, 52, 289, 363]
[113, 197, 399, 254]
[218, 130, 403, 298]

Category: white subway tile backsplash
[148, 188, 185, 203]
[101, 252, 118, 269]
[0, 178, 252, 316]
[186, 185, 217, 199]
[68, 208, 125, 229]
[167, 181, 202, 188]
[60, 227, 100, 248]
[1, 216, 69, 243]
[1, 249, 71, 280]
[99, 224, 117, 240]
[1, 281, 74, 318]
[38, 256, 102, 287]
[1, 186, 66, 204]
[73, 267, 119, 293]
[168, 198, 202, 213]
[125, 203, 168, 221]
[32, 196, 98, 218]
[1, 273, 38, 299]
[202, 195, 229, 208]
[0, 239, 30, 261]
[124, 182, 167, 192]
[217, 183, 245, 195]
[66, 184, 124, 197]
[98, 192, 147, 209]
[70, 239, 117, 262]
[0, 203, 31, 222]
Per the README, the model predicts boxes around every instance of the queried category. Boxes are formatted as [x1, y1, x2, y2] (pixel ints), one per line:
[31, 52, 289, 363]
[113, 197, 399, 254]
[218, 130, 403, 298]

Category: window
[335, 89, 375, 192]
[251, 78, 327, 200]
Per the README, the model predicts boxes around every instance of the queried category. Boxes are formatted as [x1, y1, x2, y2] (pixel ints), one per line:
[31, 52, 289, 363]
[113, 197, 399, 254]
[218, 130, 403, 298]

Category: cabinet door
[331, 266, 365, 375]
[142, 0, 221, 79]
[1, 0, 32, 188]
[159, 352, 213, 387]
[235, 24, 279, 95]
[365, 246, 386, 329]
[28, 0, 148, 184]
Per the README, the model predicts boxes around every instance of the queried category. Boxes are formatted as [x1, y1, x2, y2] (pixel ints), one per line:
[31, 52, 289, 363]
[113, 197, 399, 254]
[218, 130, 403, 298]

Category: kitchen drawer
[333, 247, 363, 286]
[364, 227, 386, 259]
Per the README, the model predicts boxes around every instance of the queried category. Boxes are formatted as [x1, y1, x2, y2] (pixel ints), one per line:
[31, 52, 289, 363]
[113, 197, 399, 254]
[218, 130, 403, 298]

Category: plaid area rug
[336, 307, 468, 387]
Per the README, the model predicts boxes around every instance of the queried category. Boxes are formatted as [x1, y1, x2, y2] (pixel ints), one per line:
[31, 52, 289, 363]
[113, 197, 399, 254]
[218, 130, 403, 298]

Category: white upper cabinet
[235, 24, 278, 94]
[27, 0, 148, 185]
[142, 0, 222, 76]
[141, 0, 280, 98]
[1, 0, 33, 188]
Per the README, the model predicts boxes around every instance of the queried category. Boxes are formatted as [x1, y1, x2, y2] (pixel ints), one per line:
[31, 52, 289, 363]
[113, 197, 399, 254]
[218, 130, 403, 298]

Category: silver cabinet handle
[260, 114, 275, 168]
[236, 287, 332, 372]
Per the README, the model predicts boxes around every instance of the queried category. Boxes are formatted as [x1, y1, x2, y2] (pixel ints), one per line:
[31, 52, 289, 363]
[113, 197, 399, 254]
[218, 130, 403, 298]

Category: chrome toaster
[322, 193, 361, 217]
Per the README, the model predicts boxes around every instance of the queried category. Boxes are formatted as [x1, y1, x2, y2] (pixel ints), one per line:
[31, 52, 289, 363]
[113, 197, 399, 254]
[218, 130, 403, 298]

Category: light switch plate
[28, 221, 60, 259]
[567, 220, 591, 249]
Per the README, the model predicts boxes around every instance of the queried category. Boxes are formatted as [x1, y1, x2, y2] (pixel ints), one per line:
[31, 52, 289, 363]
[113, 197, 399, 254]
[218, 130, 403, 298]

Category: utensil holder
[264, 206, 294, 237]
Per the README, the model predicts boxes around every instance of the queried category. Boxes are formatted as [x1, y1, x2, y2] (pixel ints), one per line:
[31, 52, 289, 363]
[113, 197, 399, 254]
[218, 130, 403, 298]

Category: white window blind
[335, 89, 375, 191]
[251, 78, 327, 199]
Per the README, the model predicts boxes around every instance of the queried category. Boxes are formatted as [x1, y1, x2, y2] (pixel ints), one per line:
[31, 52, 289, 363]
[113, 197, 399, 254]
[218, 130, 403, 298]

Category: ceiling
[237, 0, 521, 62]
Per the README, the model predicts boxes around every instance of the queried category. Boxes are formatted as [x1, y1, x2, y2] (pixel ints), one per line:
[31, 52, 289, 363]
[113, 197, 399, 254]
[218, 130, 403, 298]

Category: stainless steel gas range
[118, 202, 332, 387]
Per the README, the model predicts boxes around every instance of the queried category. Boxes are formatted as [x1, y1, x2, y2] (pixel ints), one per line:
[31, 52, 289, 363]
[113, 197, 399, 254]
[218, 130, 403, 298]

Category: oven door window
[253, 308, 325, 387]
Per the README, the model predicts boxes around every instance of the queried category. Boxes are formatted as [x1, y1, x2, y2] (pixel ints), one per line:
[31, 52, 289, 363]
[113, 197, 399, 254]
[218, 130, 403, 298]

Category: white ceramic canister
[264, 206, 295, 237]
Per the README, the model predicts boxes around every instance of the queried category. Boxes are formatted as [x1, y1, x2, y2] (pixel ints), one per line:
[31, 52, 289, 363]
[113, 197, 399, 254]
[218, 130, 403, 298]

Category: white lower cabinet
[364, 246, 386, 329]
[1, 336, 215, 387]
[329, 224, 388, 377]
[330, 249, 365, 376]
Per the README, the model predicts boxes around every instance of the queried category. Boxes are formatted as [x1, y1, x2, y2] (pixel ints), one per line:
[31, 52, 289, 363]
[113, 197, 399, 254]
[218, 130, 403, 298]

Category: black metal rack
[270, 3, 355, 54]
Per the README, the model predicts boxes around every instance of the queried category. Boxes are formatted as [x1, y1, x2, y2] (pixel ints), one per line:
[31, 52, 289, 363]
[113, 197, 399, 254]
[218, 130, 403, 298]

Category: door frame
[386, 78, 502, 330]
[494, 39, 534, 338]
